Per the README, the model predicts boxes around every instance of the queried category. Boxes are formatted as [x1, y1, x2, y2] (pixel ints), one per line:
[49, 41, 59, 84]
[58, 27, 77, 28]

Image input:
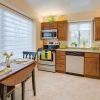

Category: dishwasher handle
[66, 51, 84, 56]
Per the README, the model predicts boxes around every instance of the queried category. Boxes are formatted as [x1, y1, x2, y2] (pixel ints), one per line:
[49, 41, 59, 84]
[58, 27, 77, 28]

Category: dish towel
[47, 51, 52, 60]
[41, 50, 46, 60]
[0, 67, 12, 76]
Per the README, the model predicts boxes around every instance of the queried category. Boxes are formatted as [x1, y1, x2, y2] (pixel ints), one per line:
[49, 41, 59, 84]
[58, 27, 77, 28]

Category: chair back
[23, 51, 36, 60]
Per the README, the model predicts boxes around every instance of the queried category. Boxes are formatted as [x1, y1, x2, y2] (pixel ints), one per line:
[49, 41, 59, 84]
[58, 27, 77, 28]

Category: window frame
[68, 20, 92, 48]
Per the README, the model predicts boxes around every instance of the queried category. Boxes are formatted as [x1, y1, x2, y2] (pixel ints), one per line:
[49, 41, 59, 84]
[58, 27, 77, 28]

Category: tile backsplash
[43, 39, 59, 45]
[92, 41, 100, 47]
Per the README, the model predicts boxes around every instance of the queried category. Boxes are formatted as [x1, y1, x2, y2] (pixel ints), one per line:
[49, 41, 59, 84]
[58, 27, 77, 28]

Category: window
[0, 7, 36, 62]
[68, 21, 92, 48]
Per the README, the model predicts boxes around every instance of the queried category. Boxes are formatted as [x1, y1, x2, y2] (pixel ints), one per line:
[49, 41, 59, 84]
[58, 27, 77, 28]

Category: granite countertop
[56, 48, 100, 53]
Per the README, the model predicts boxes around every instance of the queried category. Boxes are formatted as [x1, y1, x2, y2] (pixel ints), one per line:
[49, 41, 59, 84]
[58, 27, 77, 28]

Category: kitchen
[38, 17, 100, 78]
[0, 0, 100, 100]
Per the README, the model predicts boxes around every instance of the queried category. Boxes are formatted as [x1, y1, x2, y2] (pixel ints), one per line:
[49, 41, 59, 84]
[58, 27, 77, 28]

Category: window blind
[0, 8, 34, 62]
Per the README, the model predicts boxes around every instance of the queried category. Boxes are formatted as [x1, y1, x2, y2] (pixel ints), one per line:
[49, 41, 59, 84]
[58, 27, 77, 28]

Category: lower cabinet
[55, 51, 100, 78]
[84, 53, 99, 77]
[56, 51, 66, 73]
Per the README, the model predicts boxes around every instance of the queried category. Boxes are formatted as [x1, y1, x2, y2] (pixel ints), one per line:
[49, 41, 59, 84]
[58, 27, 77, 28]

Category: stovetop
[37, 45, 59, 51]
[37, 48, 56, 51]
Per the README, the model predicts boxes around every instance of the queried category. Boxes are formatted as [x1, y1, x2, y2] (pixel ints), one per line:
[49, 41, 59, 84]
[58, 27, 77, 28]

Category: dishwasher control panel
[66, 51, 84, 56]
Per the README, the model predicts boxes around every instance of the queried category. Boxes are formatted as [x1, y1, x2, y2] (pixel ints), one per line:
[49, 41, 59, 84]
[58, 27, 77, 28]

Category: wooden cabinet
[94, 17, 100, 41]
[57, 21, 68, 41]
[41, 21, 68, 41]
[84, 53, 99, 77]
[41, 23, 49, 30]
[41, 22, 57, 30]
[49, 22, 57, 29]
[56, 51, 66, 73]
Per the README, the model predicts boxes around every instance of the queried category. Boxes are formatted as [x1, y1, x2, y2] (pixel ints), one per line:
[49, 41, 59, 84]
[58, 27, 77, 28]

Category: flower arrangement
[3, 52, 13, 67]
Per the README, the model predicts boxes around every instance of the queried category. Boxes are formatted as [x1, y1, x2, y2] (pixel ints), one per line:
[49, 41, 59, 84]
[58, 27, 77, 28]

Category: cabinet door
[94, 18, 100, 41]
[56, 51, 66, 73]
[49, 22, 57, 29]
[41, 22, 57, 30]
[41, 23, 50, 30]
[84, 55, 99, 77]
[57, 21, 68, 41]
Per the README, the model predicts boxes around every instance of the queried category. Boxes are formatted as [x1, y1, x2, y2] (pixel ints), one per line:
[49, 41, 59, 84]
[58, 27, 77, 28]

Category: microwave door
[41, 29, 57, 39]
[41, 32, 52, 39]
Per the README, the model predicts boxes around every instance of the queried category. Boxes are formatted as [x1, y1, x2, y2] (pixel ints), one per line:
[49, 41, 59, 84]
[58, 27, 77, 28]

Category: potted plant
[3, 52, 13, 67]
[71, 42, 77, 47]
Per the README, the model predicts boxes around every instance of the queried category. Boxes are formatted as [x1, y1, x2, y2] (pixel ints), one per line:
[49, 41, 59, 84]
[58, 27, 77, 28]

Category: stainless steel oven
[38, 50, 55, 72]
[37, 44, 59, 72]
[41, 29, 57, 39]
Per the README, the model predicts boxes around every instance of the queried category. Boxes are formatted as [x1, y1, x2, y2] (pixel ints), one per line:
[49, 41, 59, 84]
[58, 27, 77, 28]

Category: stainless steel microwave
[41, 29, 57, 39]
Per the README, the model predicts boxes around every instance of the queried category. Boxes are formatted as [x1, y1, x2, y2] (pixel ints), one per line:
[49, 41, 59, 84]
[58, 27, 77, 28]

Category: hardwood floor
[7, 68, 100, 100]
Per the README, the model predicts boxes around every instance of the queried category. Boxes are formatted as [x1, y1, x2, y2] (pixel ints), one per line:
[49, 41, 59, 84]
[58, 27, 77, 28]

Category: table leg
[32, 70, 36, 96]
[1, 85, 7, 100]
[22, 81, 25, 100]
[11, 91, 15, 100]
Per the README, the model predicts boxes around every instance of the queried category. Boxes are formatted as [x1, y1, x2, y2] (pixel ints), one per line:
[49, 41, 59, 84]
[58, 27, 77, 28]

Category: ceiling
[26, 0, 100, 16]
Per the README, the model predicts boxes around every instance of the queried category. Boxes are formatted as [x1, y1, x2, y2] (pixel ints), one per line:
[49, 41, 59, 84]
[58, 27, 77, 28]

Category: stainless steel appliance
[66, 51, 84, 75]
[41, 29, 57, 39]
[38, 51, 55, 72]
[38, 45, 59, 72]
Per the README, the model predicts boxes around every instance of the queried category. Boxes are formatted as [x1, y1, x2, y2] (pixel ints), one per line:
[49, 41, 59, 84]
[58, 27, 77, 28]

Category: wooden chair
[0, 85, 15, 100]
[21, 51, 36, 100]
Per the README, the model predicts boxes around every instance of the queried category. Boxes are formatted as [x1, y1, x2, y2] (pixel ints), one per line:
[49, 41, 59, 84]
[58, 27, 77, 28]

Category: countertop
[56, 48, 100, 53]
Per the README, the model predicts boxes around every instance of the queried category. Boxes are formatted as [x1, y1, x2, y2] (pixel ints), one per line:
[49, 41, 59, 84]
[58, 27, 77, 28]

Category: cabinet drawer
[85, 53, 99, 58]
[56, 55, 65, 60]
[56, 51, 65, 56]
[85, 58, 98, 63]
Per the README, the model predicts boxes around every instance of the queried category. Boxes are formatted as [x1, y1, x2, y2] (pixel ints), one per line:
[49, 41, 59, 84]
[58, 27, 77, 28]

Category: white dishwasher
[66, 51, 84, 75]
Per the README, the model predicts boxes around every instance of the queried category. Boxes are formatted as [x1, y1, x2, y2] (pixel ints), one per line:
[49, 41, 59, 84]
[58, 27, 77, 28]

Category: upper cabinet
[41, 23, 49, 30]
[41, 22, 57, 30]
[41, 20, 68, 41]
[57, 21, 68, 41]
[94, 17, 100, 41]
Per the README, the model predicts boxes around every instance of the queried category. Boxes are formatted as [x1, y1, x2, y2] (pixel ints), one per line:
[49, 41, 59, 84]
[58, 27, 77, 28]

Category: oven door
[39, 51, 55, 66]
[40, 51, 53, 61]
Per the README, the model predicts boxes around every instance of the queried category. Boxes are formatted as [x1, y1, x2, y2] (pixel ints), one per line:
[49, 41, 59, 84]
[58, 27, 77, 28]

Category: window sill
[67, 47, 91, 50]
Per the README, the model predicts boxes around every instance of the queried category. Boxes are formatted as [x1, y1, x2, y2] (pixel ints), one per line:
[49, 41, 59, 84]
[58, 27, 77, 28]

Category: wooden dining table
[0, 60, 36, 100]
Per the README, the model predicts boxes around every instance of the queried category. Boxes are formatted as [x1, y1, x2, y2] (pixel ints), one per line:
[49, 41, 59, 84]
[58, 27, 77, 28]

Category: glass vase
[5, 59, 10, 68]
